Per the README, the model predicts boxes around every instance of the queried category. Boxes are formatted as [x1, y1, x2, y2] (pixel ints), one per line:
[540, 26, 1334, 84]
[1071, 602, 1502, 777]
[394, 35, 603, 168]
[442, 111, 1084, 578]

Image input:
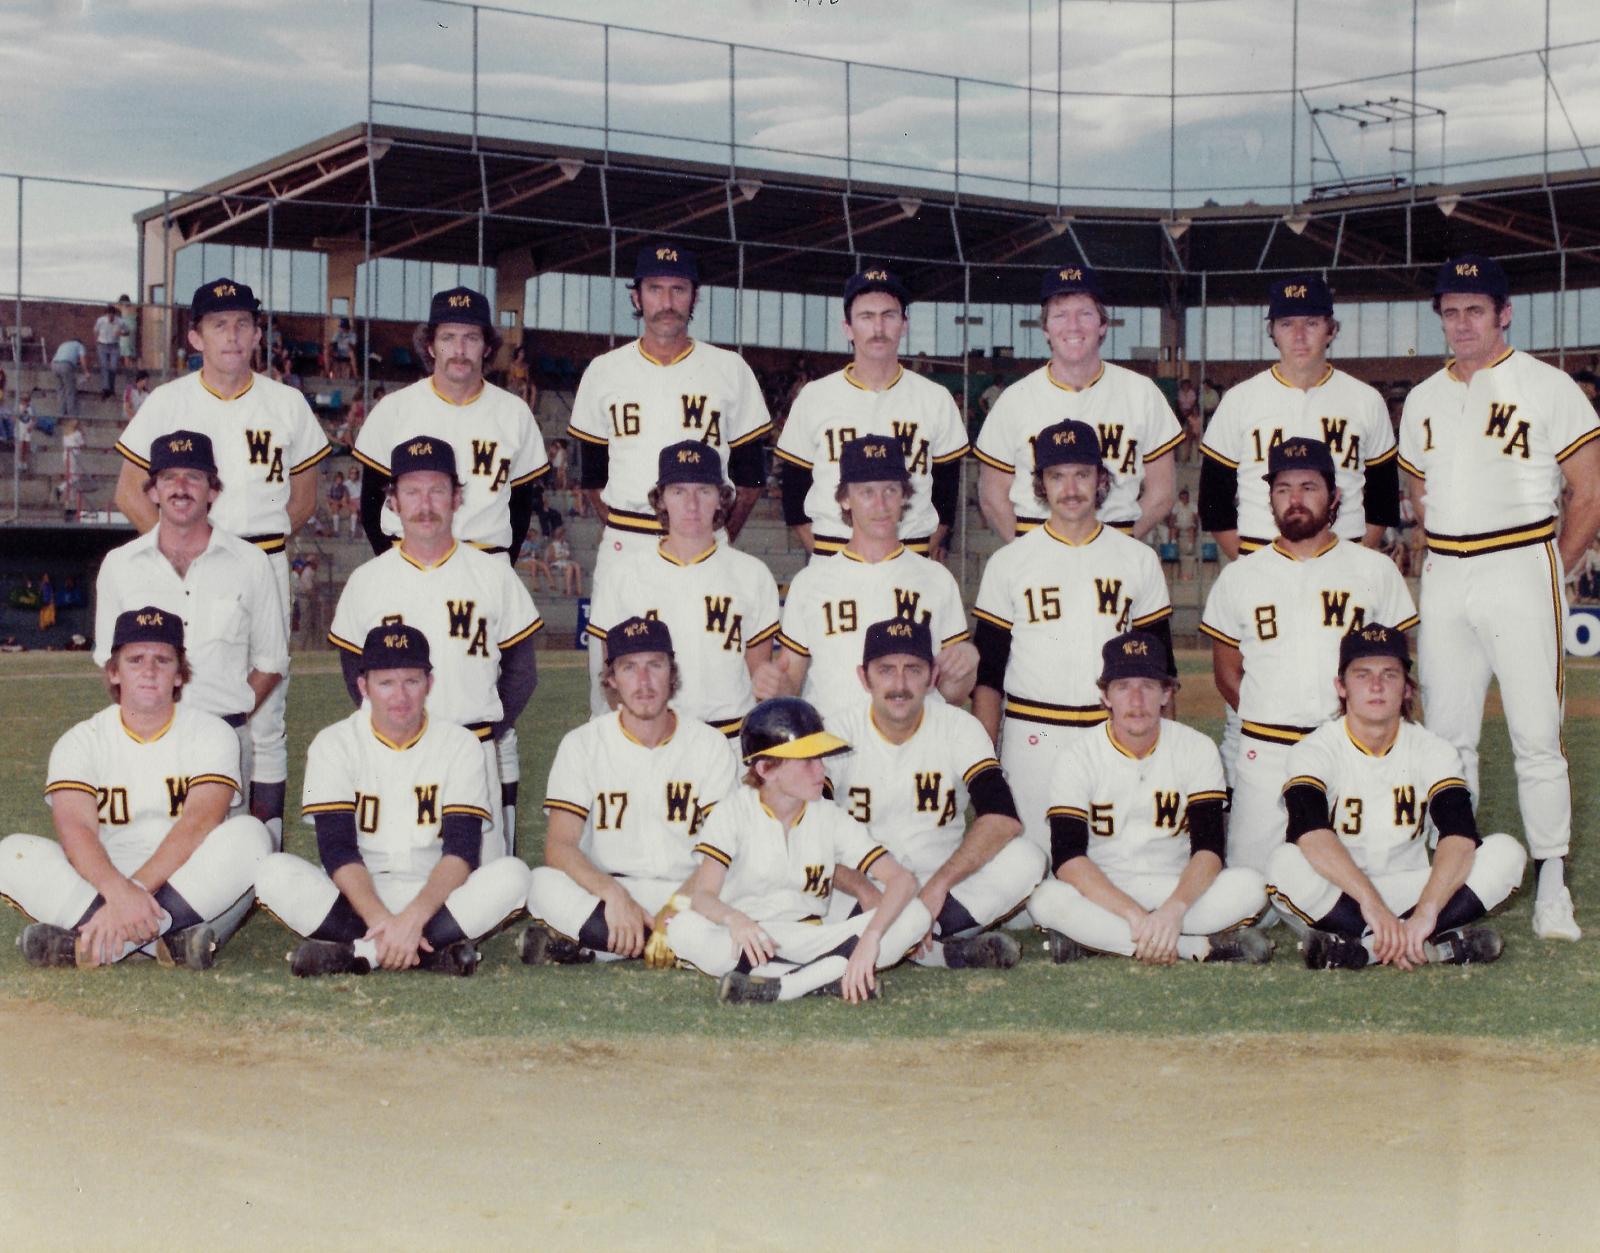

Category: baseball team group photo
[5, 0, 1600, 1247]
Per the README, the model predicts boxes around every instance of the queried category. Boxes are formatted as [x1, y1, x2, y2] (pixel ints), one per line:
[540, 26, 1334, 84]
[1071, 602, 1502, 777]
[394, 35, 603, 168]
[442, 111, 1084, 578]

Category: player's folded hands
[727, 912, 774, 966]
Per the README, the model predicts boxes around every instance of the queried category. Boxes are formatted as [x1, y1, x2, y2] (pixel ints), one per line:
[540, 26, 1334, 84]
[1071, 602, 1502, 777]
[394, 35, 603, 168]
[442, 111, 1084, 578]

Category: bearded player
[1268, 624, 1527, 970]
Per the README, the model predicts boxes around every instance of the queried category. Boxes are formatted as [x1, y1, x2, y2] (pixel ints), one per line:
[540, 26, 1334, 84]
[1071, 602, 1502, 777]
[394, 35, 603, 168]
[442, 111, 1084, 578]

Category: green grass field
[3, 649, 1598, 1045]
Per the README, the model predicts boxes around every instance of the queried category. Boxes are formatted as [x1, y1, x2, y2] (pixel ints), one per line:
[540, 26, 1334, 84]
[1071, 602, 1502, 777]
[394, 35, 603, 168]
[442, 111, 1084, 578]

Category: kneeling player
[828, 618, 1044, 968]
[1030, 632, 1272, 965]
[523, 616, 739, 964]
[1268, 624, 1526, 970]
[255, 625, 530, 977]
[1, 607, 270, 969]
[665, 697, 932, 1004]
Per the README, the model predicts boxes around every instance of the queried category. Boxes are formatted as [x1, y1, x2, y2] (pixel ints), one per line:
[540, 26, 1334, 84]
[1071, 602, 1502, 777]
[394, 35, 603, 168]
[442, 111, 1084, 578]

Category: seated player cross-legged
[827, 617, 1044, 969]
[1029, 631, 1273, 966]
[664, 697, 933, 1004]
[0, 607, 271, 970]
[255, 625, 530, 978]
[523, 616, 740, 965]
[1267, 623, 1527, 970]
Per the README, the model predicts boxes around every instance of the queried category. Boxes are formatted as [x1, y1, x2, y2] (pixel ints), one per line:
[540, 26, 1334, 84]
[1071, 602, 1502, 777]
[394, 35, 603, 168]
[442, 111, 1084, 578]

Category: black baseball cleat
[419, 940, 480, 977]
[17, 923, 81, 969]
[943, 931, 1022, 970]
[155, 923, 219, 971]
[1046, 929, 1088, 964]
[718, 971, 780, 1004]
[289, 939, 371, 978]
[518, 923, 594, 966]
[1205, 928, 1275, 965]
[1301, 929, 1370, 971]
[1425, 926, 1504, 966]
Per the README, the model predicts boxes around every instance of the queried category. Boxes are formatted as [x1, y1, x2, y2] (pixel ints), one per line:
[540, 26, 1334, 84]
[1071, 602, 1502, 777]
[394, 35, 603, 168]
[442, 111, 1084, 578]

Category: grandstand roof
[135, 122, 1600, 310]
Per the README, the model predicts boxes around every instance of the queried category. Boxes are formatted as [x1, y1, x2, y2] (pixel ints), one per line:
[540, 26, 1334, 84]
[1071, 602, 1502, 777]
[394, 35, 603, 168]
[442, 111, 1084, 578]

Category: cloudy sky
[1, 0, 1594, 300]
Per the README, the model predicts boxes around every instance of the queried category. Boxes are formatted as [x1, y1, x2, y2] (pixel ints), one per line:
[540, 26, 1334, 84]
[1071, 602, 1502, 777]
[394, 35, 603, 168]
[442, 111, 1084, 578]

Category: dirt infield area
[4, 1000, 1597, 1250]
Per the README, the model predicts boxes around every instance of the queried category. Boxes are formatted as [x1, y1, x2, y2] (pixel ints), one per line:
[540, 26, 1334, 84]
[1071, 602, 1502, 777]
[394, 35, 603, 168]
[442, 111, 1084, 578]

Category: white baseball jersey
[544, 710, 740, 882]
[586, 542, 780, 733]
[94, 527, 289, 720]
[352, 377, 550, 551]
[568, 339, 772, 539]
[328, 542, 543, 734]
[1046, 719, 1228, 877]
[1283, 718, 1468, 878]
[1399, 348, 1600, 551]
[116, 371, 331, 548]
[778, 546, 971, 724]
[774, 365, 968, 547]
[974, 523, 1171, 728]
[1201, 364, 1396, 548]
[1199, 538, 1417, 740]
[692, 787, 887, 924]
[46, 704, 241, 846]
[300, 709, 491, 878]
[826, 700, 1003, 881]
[974, 361, 1184, 530]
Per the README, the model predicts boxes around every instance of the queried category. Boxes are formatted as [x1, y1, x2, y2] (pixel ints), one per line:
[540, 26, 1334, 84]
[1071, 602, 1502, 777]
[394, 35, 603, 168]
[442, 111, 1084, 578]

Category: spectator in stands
[508, 345, 533, 407]
[0, 363, 7, 414]
[978, 377, 1003, 419]
[326, 470, 351, 539]
[547, 524, 581, 597]
[292, 556, 320, 647]
[57, 418, 86, 519]
[329, 319, 356, 381]
[38, 573, 55, 631]
[15, 394, 35, 472]
[1169, 486, 1200, 582]
[122, 370, 151, 420]
[50, 337, 89, 418]
[1176, 379, 1202, 463]
[1200, 376, 1220, 418]
[94, 304, 123, 400]
[519, 534, 555, 594]
[117, 295, 137, 373]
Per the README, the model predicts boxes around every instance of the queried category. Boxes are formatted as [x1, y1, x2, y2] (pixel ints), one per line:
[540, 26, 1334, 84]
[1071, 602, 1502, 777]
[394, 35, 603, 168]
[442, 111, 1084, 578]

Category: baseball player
[523, 617, 740, 965]
[827, 618, 1044, 968]
[663, 697, 933, 1004]
[328, 437, 542, 861]
[774, 268, 968, 559]
[1268, 623, 1527, 970]
[0, 608, 271, 969]
[94, 430, 288, 802]
[113, 278, 331, 845]
[1029, 631, 1272, 965]
[585, 443, 779, 735]
[974, 263, 1182, 540]
[764, 434, 975, 724]
[1199, 274, 1400, 559]
[353, 284, 549, 851]
[1200, 438, 1416, 874]
[1399, 254, 1600, 940]
[973, 419, 1173, 850]
[255, 625, 530, 977]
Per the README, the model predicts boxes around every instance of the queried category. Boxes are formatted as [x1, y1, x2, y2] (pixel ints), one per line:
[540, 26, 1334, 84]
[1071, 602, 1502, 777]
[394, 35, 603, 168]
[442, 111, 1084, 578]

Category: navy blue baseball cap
[657, 440, 724, 487]
[1263, 436, 1336, 484]
[862, 617, 933, 667]
[148, 429, 217, 477]
[634, 242, 699, 284]
[1434, 254, 1509, 301]
[190, 278, 260, 321]
[1339, 622, 1411, 673]
[604, 615, 675, 664]
[844, 267, 910, 315]
[360, 623, 432, 673]
[1098, 631, 1172, 685]
[112, 606, 185, 653]
[429, 286, 493, 328]
[1033, 419, 1102, 471]
[390, 435, 460, 483]
[1040, 263, 1104, 303]
[1267, 274, 1335, 320]
[837, 434, 909, 485]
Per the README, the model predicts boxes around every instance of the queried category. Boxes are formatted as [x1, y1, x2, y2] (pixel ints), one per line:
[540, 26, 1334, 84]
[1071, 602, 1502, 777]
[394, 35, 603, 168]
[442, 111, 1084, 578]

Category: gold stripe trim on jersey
[1396, 454, 1424, 480]
[1426, 777, 1469, 802]
[585, 623, 608, 641]
[327, 632, 362, 655]
[1365, 445, 1398, 466]
[1269, 363, 1335, 391]
[1444, 346, 1515, 383]
[500, 619, 546, 649]
[1003, 697, 1108, 726]
[771, 446, 812, 470]
[973, 447, 1015, 474]
[747, 622, 781, 648]
[693, 841, 732, 867]
[1107, 725, 1154, 759]
[857, 846, 888, 875]
[709, 716, 743, 737]
[244, 532, 287, 554]
[1556, 425, 1600, 463]
[1131, 606, 1173, 628]
[941, 629, 972, 647]
[1241, 721, 1313, 745]
[776, 631, 810, 658]
[565, 423, 608, 446]
[963, 757, 1002, 785]
[839, 544, 905, 564]
[119, 711, 175, 745]
[1106, 520, 1136, 535]
[728, 422, 774, 449]
[1196, 622, 1239, 648]
[351, 448, 390, 475]
[186, 773, 240, 794]
[842, 363, 904, 392]
[1271, 535, 1338, 561]
[657, 541, 717, 567]
[1188, 790, 1228, 804]
[1424, 517, 1556, 557]
[510, 463, 552, 487]
[972, 607, 1013, 631]
[619, 715, 677, 748]
[869, 706, 924, 743]
[933, 444, 971, 464]
[1046, 362, 1104, 393]
[1236, 535, 1271, 553]
[465, 722, 495, 741]
[637, 340, 695, 367]
[397, 540, 459, 571]
[1046, 805, 1088, 820]
[812, 533, 933, 555]
[1345, 721, 1397, 758]
[605, 508, 665, 535]
[198, 374, 254, 402]
[429, 379, 485, 407]
[1282, 775, 1327, 794]
[372, 716, 429, 752]
[543, 798, 590, 819]
[1144, 430, 1186, 462]
[302, 801, 356, 815]
[115, 440, 152, 470]
[43, 780, 98, 797]
[1545, 540, 1567, 729]
[442, 804, 494, 821]
[290, 444, 333, 475]
[1043, 521, 1103, 549]
[1267, 885, 1319, 928]
[1396, 613, 1420, 632]
[1012, 515, 1045, 536]
[1198, 443, 1238, 470]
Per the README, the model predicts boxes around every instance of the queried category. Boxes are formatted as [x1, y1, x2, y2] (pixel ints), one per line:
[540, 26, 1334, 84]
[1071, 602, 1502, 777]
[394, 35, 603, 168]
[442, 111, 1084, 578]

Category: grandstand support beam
[173, 141, 383, 247]
[704, 197, 920, 288]
[495, 245, 535, 328]
[139, 208, 185, 372]
[1444, 199, 1600, 264]
[544, 181, 760, 273]
[1160, 218, 1188, 381]
[367, 160, 583, 261]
